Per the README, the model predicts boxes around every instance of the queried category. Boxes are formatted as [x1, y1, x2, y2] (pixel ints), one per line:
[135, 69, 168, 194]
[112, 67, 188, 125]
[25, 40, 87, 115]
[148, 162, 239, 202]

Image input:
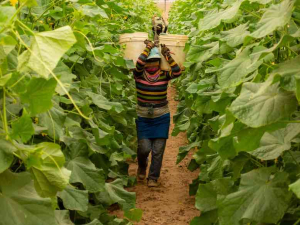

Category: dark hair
[152, 24, 168, 35]
[152, 24, 163, 32]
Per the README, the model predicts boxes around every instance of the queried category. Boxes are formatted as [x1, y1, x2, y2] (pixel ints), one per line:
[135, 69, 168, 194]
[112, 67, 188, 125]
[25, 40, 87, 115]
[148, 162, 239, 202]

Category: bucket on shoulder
[159, 34, 188, 71]
[119, 32, 188, 72]
[119, 32, 149, 65]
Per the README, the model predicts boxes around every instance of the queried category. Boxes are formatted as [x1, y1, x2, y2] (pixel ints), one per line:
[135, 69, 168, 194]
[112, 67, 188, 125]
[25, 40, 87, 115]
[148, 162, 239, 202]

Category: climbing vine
[169, 0, 300, 224]
[0, 0, 158, 224]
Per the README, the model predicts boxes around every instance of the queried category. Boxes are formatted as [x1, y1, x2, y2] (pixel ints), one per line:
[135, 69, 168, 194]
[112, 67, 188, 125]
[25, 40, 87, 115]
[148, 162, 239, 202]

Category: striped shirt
[133, 46, 182, 105]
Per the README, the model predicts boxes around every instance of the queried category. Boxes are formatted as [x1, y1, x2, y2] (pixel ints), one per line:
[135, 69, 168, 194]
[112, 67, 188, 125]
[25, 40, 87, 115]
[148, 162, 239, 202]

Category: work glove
[144, 39, 155, 49]
[161, 44, 171, 57]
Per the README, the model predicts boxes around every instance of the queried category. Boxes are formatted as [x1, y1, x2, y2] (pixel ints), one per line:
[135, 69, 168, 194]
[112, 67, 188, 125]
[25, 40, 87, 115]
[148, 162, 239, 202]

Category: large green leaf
[177, 141, 201, 164]
[0, 33, 17, 59]
[230, 154, 249, 180]
[20, 77, 57, 116]
[124, 208, 143, 222]
[216, 47, 266, 89]
[81, 5, 108, 18]
[0, 139, 16, 173]
[77, 204, 106, 222]
[229, 82, 297, 128]
[11, 109, 34, 143]
[38, 103, 66, 141]
[271, 53, 300, 78]
[0, 170, 58, 225]
[190, 211, 218, 225]
[289, 179, 300, 199]
[206, 156, 228, 180]
[18, 26, 76, 78]
[26, 142, 71, 197]
[251, 123, 300, 160]
[251, 0, 295, 38]
[0, 6, 16, 27]
[209, 135, 236, 159]
[270, 55, 300, 93]
[97, 179, 136, 211]
[220, 23, 250, 47]
[54, 62, 76, 96]
[186, 76, 216, 94]
[87, 92, 124, 113]
[0, 73, 12, 87]
[218, 168, 292, 225]
[55, 210, 74, 225]
[195, 178, 234, 212]
[198, 1, 242, 31]
[233, 122, 286, 152]
[30, 0, 51, 16]
[251, 35, 295, 60]
[67, 157, 105, 193]
[186, 42, 219, 64]
[58, 185, 88, 212]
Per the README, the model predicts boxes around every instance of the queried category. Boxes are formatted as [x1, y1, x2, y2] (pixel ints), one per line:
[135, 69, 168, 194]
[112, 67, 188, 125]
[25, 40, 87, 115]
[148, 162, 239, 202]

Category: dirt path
[114, 86, 200, 225]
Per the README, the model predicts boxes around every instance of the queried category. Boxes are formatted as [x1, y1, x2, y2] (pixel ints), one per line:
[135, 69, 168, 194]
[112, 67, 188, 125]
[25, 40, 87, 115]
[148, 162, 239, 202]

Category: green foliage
[169, 0, 300, 224]
[0, 170, 57, 225]
[0, 0, 159, 224]
[124, 208, 143, 222]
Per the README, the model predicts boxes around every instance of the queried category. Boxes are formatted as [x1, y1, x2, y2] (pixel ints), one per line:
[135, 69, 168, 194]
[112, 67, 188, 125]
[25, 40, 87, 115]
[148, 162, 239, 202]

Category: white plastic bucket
[159, 34, 188, 71]
[119, 32, 149, 65]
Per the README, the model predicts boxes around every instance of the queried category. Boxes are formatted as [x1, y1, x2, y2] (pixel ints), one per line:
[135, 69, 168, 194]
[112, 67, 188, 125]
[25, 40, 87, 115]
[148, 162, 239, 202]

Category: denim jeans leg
[137, 139, 152, 170]
[148, 138, 167, 180]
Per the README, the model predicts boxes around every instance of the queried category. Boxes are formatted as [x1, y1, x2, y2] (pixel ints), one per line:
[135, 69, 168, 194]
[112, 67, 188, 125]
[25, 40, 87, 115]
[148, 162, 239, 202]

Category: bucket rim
[159, 34, 188, 38]
[119, 32, 149, 37]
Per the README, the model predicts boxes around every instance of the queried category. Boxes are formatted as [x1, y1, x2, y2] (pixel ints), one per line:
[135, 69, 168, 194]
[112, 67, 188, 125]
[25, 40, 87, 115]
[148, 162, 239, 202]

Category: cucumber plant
[0, 0, 159, 224]
[169, 0, 300, 224]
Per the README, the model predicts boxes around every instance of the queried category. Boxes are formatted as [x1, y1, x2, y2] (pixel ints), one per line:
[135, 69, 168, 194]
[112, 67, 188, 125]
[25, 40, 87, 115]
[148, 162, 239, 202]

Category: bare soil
[113, 86, 200, 225]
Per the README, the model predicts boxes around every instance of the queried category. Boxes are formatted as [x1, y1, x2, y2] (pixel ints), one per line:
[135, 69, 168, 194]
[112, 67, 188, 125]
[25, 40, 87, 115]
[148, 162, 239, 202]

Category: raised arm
[161, 44, 182, 80]
[133, 40, 154, 78]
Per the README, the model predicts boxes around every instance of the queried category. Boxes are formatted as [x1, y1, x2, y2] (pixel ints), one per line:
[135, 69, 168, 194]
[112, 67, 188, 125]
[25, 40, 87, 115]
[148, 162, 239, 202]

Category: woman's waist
[136, 104, 170, 118]
[137, 100, 168, 108]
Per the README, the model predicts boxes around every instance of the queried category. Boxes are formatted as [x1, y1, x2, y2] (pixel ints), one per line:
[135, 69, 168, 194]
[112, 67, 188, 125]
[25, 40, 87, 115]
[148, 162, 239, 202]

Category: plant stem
[281, 120, 300, 123]
[16, 19, 35, 35]
[47, 110, 55, 143]
[0, 0, 10, 4]
[242, 8, 261, 19]
[294, 218, 300, 225]
[9, 74, 26, 88]
[2, 88, 9, 140]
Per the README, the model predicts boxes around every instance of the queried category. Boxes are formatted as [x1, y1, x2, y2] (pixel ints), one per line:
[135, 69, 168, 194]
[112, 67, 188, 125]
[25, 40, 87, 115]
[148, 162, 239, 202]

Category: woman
[133, 40, 182, 187]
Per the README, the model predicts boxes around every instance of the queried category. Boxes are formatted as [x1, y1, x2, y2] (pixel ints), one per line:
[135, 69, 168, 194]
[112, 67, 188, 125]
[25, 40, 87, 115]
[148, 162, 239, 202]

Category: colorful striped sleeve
[133, 45, 151, 78]
[165, 55, 182, 80]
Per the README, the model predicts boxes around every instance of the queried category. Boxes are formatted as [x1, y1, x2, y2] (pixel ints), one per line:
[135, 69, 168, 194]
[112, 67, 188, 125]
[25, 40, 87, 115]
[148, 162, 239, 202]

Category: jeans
[137, 138, 167, 180]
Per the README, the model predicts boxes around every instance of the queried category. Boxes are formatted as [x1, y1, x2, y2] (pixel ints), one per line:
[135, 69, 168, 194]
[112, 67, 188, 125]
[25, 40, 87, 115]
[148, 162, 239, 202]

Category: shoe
[137, 167, 146, 180]
[148, 179, 160, 187]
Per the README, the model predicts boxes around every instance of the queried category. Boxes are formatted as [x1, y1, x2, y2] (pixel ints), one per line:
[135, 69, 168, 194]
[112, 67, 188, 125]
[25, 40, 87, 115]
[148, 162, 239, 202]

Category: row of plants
[0, 0, 159, 224]
[169, 0, 300, 224]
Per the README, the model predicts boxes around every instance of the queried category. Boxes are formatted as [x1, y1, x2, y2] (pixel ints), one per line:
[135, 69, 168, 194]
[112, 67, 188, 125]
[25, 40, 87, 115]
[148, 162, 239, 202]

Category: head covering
[147, 47, 161, 60]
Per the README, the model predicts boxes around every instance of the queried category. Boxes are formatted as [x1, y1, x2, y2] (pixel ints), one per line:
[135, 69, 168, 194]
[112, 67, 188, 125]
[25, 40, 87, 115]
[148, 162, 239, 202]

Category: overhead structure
[153, 0, 176, 21]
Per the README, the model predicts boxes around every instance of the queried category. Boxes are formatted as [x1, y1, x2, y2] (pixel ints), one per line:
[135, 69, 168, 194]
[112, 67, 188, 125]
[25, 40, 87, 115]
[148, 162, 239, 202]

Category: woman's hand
[161, 44, 170, 57]
[144, 39, 155, 49]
